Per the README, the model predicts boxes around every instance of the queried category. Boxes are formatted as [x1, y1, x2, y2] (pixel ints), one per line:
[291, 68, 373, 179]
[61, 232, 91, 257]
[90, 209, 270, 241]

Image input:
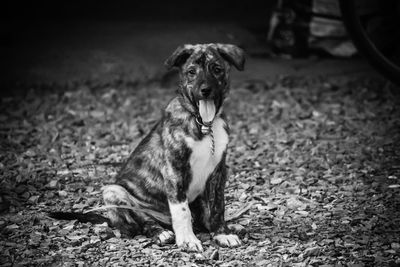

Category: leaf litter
[0, 76, 400, 266]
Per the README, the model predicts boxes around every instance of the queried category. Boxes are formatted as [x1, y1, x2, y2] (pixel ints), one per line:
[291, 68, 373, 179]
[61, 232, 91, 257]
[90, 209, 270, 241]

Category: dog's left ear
[216, 44, 245, 71]
[165, 45, 195, 69]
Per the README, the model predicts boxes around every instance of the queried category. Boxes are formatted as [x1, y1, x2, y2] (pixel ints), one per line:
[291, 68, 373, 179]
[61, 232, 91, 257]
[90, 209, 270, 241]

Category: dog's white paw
[213, 234, 241, 247]
[157, 230, 175, 245]
[176, 233, 203, 252]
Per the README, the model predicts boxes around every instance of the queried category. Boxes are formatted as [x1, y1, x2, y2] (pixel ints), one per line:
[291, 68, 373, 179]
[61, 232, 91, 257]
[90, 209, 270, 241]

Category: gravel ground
[0, 74, 400, 266]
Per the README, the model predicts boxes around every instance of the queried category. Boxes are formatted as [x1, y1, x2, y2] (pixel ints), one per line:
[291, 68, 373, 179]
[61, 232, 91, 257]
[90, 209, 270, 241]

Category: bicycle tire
[339, 0, 400, 86]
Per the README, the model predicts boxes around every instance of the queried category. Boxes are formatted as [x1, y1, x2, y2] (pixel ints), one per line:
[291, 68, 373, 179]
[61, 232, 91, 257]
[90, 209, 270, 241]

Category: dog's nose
[200, 87, 212, 97]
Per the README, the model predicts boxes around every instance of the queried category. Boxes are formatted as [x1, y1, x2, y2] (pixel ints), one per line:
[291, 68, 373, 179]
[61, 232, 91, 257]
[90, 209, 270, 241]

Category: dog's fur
[50, 43, 245, 251]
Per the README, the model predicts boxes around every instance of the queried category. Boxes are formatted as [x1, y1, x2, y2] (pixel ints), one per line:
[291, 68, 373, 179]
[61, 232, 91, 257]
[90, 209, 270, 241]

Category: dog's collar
[195, 116, 215, 155]
[195, 116, 213, 135]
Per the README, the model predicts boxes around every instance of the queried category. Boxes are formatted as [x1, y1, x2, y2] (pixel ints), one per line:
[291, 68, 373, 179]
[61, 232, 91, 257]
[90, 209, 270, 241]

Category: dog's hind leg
[143, 221, 175, 245]
[102, 185, 174, 244]
[102, 185, 143, 237]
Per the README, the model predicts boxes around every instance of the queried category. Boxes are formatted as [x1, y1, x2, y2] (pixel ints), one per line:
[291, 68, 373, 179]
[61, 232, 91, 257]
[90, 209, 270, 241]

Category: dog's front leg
[163, 159, 203, 252]
[168, 198, 202, 251]
[193, 158, 241, 247]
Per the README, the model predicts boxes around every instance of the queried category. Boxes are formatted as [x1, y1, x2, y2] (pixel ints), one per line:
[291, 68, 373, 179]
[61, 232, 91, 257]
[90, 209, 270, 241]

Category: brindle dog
[51, 43, 245, 252]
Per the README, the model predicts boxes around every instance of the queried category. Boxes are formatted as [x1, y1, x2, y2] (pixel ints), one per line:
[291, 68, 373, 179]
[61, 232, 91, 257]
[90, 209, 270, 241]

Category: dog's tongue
[199, 100, 216, 123]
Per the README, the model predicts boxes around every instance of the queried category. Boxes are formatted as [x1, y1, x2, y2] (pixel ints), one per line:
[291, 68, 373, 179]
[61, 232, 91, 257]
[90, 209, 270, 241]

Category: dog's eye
[213, 66, 223, 74]
[187, 69, 196, 76]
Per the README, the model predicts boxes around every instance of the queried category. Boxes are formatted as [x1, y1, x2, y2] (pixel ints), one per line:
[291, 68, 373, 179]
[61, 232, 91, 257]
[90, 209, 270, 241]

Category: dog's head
[165, 43, 245, 123]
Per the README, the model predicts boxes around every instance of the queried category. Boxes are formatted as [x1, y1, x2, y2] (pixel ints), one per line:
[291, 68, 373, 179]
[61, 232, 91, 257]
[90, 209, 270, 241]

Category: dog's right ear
[165, 45, 194, 69]
[216, 44, 245, 71]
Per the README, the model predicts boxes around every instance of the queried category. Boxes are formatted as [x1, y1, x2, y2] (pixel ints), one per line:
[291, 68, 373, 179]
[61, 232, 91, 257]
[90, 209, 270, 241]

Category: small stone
[311, 222, 317, 230]
[48, 180, 58, 188]
[46, 191, 55, 198]
[57, 169, 70, 176]
[90, 236, 101, 244]
[238, 218, 251, 226]
[28, 195, 40, 203]
[295, 210, 309, 216]
[270, 177, 283, 185]
[90, 110, 104, 118]
[238, 192, 248, 202]
[72, 203, 86, 210]
[391, 242, 400, 250]
[195, 253, 205, 261]
[21, 191, 31, 199]
[304, 246, 320, 257]
[25, 149, 36, 157]
[58, 190, 68, 197]
[6, 224, 19, 229]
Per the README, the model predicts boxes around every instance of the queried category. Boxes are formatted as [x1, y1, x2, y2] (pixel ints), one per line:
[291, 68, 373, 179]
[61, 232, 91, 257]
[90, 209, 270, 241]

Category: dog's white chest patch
[185, 118, 228, 202]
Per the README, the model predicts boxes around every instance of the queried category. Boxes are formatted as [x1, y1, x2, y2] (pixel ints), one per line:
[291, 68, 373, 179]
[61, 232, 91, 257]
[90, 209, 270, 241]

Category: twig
[226, 201, 254, 222]
[84, 204, 171, 224]
[84, 205, 142, 214]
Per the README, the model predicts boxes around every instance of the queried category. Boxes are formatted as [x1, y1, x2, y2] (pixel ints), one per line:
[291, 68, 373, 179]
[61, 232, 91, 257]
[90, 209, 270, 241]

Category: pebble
[270, 177, 283, 185]
[195, 253, 205, 261]
[58, 190, 68, 197]
[48, 180, 58, 188]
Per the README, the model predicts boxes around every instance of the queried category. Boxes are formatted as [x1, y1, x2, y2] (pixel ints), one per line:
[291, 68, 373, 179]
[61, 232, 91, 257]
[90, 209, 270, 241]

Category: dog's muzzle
[200, 87, 212, 98]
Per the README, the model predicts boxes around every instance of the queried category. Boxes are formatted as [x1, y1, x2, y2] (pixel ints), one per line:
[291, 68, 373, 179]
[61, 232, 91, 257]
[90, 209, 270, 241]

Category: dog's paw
[156, 230, 175, 245]
[213, 234, 241, 247]
[176, 233, 203, 252]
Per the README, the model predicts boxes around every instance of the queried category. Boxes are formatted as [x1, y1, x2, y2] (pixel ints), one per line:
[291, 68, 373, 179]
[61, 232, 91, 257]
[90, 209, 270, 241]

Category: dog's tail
[48, 211, 111, 225]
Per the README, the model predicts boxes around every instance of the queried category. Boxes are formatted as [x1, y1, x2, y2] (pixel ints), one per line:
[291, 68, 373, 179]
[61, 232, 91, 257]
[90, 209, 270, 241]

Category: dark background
[3, 1, 275, 21]
[1, 0, 280, 92]
[0, 0, 371, 94]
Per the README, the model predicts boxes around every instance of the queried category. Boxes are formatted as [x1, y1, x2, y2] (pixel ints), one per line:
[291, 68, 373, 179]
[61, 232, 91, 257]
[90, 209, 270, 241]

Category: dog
[50, 43, 245, 252]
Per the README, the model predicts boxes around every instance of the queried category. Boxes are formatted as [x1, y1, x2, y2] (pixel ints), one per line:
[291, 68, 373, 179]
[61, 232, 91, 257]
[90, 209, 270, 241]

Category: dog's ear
[165, 45, 194, 69]
[216, 44, 245, 71]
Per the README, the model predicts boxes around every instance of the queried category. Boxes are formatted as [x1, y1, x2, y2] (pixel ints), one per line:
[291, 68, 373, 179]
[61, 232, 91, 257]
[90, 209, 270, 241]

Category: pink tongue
[199, 100, 216, 123]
